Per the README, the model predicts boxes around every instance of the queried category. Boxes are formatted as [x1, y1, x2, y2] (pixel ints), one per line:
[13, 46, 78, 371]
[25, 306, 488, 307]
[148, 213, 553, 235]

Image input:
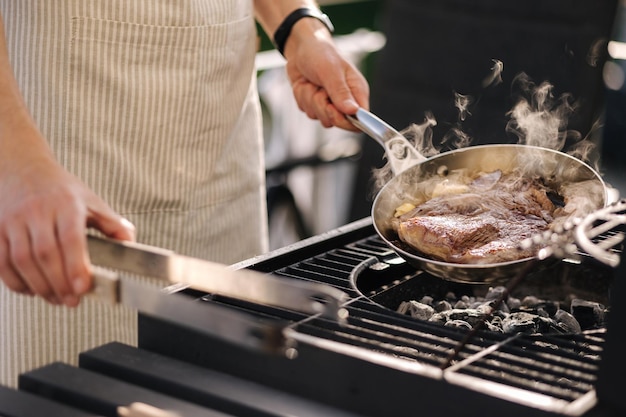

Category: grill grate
[200, 231, 607, 415]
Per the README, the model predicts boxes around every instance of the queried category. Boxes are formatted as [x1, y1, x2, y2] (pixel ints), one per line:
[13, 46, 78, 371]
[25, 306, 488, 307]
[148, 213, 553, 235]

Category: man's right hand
[0, 139, 135, 307]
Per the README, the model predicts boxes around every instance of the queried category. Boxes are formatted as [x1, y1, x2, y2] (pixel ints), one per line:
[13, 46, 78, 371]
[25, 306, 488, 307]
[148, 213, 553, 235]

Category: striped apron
[0, 0, 268, 387]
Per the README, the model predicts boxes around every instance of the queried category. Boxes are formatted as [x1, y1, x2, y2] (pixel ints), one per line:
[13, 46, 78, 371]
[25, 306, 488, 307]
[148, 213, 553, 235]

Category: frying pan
[349, 108, 616, 284]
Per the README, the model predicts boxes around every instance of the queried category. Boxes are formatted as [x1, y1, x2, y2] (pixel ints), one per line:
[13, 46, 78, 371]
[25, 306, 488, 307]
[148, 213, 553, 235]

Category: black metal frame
[137, 217, 615, 417]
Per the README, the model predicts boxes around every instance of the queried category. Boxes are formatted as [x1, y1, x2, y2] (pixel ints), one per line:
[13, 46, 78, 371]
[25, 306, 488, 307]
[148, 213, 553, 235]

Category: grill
[2, 217, 623, 417]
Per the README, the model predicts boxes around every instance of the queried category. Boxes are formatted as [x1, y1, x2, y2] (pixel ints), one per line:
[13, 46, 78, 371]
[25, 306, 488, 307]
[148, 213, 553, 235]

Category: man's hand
[0, 131, 135, 307]
[283, 18, 370, 130]
[253, 1, 370, 129]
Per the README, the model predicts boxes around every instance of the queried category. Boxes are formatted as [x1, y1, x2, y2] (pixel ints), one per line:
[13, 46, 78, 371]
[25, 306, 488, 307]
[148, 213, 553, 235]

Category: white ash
[397, 300, 435, 321]
[397, 286, 607, 334]
[445, 320, 473, 330]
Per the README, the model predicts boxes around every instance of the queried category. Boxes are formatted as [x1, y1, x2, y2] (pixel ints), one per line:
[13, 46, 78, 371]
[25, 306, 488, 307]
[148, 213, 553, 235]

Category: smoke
[449, 59, 503, 144]
[369, 62, 601, 197]
[404, 111, 438, 156]
[370, 113, 437, 196]
[569, 118, 603, 171]
[442, 127, 472, 149]
[454, 92, 473, 122]
[482, 59, 504, 87]
[505, 73, 579, 151]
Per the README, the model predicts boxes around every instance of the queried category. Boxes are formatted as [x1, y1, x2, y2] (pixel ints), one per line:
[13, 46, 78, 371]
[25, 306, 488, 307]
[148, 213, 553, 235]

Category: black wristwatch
[273, 7, 335, 56]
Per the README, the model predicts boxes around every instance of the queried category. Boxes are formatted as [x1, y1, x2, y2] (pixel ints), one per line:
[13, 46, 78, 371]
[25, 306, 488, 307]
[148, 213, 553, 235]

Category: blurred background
[257, 0, 626, 250]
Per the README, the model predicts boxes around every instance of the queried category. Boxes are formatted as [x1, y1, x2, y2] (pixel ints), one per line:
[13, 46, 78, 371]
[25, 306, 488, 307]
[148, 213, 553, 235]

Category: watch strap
[273, 7, 335, 56]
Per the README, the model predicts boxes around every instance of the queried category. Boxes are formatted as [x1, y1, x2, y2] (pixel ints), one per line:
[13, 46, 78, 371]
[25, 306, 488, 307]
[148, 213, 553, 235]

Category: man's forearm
[0, 14, 26, 122]
[0, 13, 55, 166]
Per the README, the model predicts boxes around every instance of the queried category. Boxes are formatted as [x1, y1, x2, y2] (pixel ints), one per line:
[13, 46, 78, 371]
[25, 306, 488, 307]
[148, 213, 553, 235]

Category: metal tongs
[87, 235, 348, 355]
[519, 199, 626, 267]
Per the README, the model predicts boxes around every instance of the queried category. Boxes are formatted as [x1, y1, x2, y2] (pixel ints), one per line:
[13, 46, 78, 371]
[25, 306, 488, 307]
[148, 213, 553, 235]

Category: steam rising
[369, 61, 602, 199]
[482, 59, 504, 87]
[442, 127, 472, 150]
[405, 111, 438, 156]
[454, 92, 473, 121]
[505, 73, 578, 151]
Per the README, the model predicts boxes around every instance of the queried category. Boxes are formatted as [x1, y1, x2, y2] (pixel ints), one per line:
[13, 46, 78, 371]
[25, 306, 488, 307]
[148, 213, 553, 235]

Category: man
[0, 0, 369, 387]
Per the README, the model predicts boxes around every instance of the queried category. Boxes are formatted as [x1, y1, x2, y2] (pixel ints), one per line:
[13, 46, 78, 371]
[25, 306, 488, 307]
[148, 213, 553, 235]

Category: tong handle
[87, 234, 349, 322]
[86, 265, 294, 355]
[88, 266, 120, 305]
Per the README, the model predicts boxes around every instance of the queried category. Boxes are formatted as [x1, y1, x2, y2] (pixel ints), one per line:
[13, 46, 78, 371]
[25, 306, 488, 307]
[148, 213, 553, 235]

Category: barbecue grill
[1, 213, 624, 417]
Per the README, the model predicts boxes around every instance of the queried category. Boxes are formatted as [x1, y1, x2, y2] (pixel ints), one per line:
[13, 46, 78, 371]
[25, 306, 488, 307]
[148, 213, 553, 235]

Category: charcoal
[517, 306, 539, 315]
[536, 316, 557, 333]
[493, 310, 509, 321]
[540, 301, 559, 317]
[397, 301, 410, 315]
[517, 301, 558, 317]
[521, 296, 541, 308]
[507, 297, 521, 310]
[445, 292, 457, 301]
[492, 299, 510, 314]
[485, 320, 504, 332]
[445, 309, 486, 326]
[485, 286, 508, 301]
[476, 303, 493, 315]
[434, 300, 452, 312]
[399, 286, 603, 336]
[420, 295, 434, 306]
[490, 316, 503, 327]
[546, 321, 570, 334]
[445, 320, 473, 330]
[502, 312, 541, 333]
[554, 309, 582, 333]
[571, 299, 606, 330]
[475, 300, 508, 315]
[429, 312, 446, 324]
[536, 307, 550, 318]
[399, 300, 435, 320]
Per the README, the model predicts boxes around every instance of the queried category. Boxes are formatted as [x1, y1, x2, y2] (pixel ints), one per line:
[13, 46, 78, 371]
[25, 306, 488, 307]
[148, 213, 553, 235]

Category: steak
[396, 214, 499, 261]
[393, 171, 557, 264]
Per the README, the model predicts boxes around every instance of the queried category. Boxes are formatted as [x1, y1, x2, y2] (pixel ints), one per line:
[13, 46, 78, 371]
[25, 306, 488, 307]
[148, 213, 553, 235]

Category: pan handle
[347, 108, 427, 176]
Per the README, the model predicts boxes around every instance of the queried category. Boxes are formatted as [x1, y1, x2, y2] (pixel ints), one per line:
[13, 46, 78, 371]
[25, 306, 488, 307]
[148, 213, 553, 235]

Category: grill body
[1, 218, 622, 417]
[138, 218, 617, 417]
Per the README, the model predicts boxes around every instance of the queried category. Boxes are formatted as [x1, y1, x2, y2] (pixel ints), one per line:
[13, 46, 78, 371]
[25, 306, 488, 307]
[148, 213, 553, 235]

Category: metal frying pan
[349, 108, 615, 283]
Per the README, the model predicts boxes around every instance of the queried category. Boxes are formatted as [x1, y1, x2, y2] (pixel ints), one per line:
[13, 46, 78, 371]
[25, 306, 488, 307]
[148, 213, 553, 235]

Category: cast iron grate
[205, 232, 607, 412]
